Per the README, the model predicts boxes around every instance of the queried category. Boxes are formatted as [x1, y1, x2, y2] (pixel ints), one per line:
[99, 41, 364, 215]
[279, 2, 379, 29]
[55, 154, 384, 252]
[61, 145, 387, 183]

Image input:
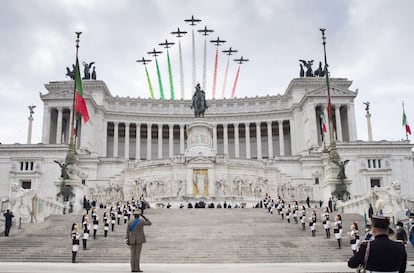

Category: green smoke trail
[155, 58, 164, 99]
[167, 50, 175, 100]
[145, 66, 154, 99]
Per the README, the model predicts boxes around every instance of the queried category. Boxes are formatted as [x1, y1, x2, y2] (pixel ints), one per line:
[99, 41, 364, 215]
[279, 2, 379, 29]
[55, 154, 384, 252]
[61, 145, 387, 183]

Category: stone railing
[337, 195, 370, 217]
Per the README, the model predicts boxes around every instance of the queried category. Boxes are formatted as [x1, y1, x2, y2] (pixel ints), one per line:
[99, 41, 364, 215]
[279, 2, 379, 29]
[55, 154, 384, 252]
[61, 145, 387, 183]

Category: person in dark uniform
[348, 215, 407, 273]
[125, 211, 152, 272]
[3, 209, 14, 237]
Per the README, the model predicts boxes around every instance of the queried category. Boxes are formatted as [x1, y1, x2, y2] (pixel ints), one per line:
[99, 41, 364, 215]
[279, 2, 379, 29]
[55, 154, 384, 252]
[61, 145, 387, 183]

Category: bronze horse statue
[191, 83, 208, 118]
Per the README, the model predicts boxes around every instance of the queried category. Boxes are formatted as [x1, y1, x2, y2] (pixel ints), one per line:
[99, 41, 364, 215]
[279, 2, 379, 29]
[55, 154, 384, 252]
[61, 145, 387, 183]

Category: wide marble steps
[0, 208, 412, 263]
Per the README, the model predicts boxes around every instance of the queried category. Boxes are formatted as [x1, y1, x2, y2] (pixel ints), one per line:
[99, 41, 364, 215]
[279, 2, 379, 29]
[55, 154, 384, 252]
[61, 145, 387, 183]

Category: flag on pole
[320, 113, 327, 133]
[402, 110, 411, 135]
[75, 58, 89, 122]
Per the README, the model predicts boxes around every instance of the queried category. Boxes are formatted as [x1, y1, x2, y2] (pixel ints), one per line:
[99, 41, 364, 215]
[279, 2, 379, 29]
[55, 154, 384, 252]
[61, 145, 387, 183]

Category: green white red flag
[320, 113, 327, 133]
[75, 58, 89, 122]
[402, 111, 411, 135]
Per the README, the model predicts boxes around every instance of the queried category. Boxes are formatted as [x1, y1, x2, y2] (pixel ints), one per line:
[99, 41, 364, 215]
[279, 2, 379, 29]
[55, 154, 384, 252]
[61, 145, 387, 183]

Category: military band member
[309, 210, 317, 237]
[117, 207, 122, 225]
[71, 223, 80, 263]
[92, 208, 99, 240]
[286, 204, 291, 223]
[293, 201, 299, 224]
[82, 215, 90, 250]
[300, 205, 306, 231]
[333, 214, 343, 249]
[104, 217, 109, 237]
[110, 207, 116, 231]
[348, 215, 407, 273]
[322, 207, 330, 239]
[349, 221, 360, 254]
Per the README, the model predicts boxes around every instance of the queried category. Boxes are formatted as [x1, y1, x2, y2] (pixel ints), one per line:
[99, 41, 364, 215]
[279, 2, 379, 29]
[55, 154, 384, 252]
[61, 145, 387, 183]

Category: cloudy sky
[1, 0, 413, 145]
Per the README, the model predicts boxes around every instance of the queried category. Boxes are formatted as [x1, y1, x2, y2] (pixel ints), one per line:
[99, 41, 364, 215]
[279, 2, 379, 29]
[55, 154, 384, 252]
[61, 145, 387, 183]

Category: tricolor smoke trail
[155, 58, 164, 99]
[221, 58, 230, 98]
[210, 37, 226, 99]
[144, 66, 154, 99]
[167, 50, 174, 100]
[171, 27, 187, 99]
[212, 47, 219, 98]
[231, 65, 240, 98]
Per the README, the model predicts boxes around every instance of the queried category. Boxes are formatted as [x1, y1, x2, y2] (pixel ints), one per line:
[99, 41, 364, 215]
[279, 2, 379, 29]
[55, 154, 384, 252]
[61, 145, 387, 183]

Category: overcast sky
[1, 0, 414, 145]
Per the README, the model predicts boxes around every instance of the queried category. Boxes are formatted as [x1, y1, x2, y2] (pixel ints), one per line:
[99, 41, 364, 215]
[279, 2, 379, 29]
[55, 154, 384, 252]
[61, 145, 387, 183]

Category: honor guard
[71, 223, 80, 263]
[110, 208, 116, 231]
[348, 215, 407, 272]
[300, 205, 306, 231]
[333, 214, 343, 249]
[82, 215, 90, 250]
[349, 221, 360, 254]
[309, 210, 317, 237]
[322, 207, 330, 239]
[92, 208, 99, 240]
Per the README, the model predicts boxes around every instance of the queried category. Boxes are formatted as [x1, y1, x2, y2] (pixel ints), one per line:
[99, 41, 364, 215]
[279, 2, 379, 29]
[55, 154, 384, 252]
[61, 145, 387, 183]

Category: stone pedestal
[321, 161, 351, 201]
[54, 178, 86, 213]
[185, 119, 215, 158]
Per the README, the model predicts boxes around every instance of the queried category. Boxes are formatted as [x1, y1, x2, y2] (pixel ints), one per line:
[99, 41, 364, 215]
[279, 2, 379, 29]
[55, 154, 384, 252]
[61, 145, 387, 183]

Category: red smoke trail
[221, 58, 230, 98]
[212, 47, 219, 99]
[231, 65, 241, 98]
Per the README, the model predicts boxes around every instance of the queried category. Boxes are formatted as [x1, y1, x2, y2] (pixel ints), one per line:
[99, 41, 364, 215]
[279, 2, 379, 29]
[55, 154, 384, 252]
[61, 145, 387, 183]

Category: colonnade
[104, 120, 293, 160]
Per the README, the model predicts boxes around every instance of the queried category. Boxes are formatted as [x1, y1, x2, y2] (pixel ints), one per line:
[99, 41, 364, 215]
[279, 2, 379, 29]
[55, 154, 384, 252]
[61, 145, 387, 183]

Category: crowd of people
[70, 195, 149, 263]
[262, 193, 408, 272]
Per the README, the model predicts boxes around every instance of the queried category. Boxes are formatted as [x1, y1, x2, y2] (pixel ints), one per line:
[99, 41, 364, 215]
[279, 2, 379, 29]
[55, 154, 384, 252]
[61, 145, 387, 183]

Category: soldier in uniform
[125, 211, 152, 272]
[71, 223, 80, 263]
[348, 215, 407, 272]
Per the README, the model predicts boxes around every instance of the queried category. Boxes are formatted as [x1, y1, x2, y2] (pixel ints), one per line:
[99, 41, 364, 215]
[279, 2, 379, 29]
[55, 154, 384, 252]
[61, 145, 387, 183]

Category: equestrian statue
[191, 83, 208, 118]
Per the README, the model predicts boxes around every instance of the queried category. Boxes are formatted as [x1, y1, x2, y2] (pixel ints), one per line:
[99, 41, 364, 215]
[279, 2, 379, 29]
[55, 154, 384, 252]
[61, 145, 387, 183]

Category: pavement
[1, 262, 414, 273]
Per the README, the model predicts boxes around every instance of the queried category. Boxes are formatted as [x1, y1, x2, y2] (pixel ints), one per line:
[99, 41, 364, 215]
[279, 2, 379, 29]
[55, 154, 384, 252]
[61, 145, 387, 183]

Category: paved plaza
[3, 262, 414, 273]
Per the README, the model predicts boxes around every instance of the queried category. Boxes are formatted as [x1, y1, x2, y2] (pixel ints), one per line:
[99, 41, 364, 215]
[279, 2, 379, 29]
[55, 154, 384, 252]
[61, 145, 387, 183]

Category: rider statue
[191, 83, 208, 118]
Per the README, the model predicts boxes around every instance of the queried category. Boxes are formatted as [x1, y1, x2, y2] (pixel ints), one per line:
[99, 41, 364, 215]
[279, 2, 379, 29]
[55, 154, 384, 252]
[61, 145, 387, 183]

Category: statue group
[299, 60, 325, 78]
[191, 83, 208, 118]
[65, 61, 97, 80]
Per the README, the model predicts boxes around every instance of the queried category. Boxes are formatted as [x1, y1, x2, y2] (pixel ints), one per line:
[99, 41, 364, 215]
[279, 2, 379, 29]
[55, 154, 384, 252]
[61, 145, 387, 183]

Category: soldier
[333, 214, 343, 249]
[71, 223, 80, 263]
[348, 215, 407, 272]
[125, 211, 152, 272]
[92, 208, 99, 240]
[322, 207, 330, 239]
[300, 205, 306, 231]
[349, 221, 360, 254]
[82, 215, 90, 250]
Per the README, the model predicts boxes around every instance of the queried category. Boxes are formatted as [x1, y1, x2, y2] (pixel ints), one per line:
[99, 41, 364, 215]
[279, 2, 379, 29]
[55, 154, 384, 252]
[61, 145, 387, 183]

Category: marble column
[267, 121, 273, 159]
[102, 121, 107, 157]
[245, 122, 251, 159]
[256, 122, 262, 159]
[347, 103, 357, 141]
[158, 124, 163, 159]
[169, 124, 174, 158]
[234, 123, 240, 158]
[114, 122, 119, 157]
[223, 123, 228, 155]
[42, 106, 51, 144]
[289, 119, 296, 155]
[136, 123, 141, 160]
[125, 122, 130, 159]
[213, 124, 218, 153]
[335, 105, 343, 142]
[278, 120, 285, 156]
[147, 123, 152, 160]
[56, 107, 63, 144]
[180, 124, 185, 154]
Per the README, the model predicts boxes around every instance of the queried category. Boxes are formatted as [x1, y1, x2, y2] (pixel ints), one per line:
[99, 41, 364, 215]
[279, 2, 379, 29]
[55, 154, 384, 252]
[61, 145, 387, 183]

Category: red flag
[75, 58, 89, 122]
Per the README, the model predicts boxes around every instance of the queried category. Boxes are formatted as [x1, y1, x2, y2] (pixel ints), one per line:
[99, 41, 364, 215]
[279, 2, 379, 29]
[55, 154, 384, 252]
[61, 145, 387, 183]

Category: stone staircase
[0, 208, 413, 263]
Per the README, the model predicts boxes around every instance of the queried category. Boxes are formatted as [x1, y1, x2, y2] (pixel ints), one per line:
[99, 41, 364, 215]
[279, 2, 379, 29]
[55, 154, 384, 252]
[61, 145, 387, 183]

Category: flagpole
[66, 32, 82, 164]
[320, 28, 339, 160]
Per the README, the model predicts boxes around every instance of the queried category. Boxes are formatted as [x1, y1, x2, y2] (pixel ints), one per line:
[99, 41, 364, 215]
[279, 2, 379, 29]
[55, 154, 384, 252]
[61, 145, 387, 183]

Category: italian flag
[320, 113, 327, 133]
[402, 111, 411, 135]
[75, 58, 89, 123]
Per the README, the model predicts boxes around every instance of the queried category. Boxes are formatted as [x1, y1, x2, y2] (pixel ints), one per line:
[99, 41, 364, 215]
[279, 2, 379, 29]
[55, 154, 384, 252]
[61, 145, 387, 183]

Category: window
[370, 178, 381, 188]
[314, 178, 319, 185]
[21, 181, 32, 189]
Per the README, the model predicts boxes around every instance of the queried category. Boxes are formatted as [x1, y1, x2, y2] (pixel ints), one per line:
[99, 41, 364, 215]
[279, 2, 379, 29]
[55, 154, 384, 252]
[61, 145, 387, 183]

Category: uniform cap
[133, 211, 141, 216]
[372, 215, 390, 229]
